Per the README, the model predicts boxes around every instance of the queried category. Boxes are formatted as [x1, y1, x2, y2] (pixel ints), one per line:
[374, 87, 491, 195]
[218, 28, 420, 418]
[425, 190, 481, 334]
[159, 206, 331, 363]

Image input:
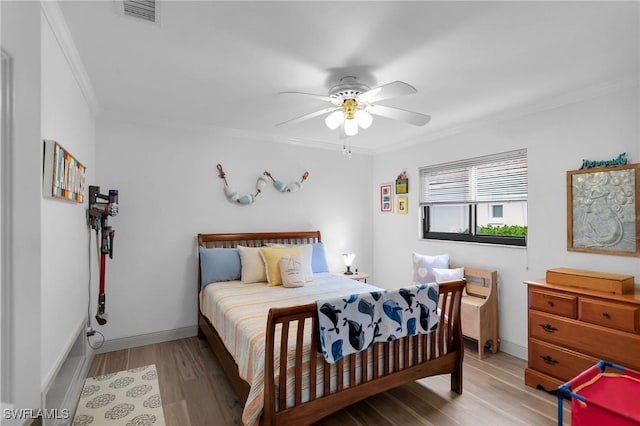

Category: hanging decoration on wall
[579, 152, 629, 170]
[395, 170, 408, 194]
[217, 164, 267, 205]
[43, 139, 86, 203]
[264, 170, 309, 193]
[216, 164, 309, 205]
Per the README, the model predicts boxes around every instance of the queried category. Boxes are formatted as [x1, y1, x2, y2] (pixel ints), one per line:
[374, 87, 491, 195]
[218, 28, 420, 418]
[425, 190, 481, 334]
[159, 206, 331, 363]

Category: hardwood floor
[86, 338, 569, 425]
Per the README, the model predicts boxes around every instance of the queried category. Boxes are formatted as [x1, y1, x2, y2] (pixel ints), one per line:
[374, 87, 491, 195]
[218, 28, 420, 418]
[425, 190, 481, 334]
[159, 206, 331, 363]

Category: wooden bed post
[450, 282, 465, 394]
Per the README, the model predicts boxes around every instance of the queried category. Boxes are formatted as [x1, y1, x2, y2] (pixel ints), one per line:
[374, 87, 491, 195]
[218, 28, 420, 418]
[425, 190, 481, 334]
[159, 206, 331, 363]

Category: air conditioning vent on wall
[116, 0, 158, 24]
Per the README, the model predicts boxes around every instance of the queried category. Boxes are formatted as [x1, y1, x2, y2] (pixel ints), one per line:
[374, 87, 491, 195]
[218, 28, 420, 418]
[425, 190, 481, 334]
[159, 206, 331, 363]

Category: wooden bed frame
[197, 231, 465, 425]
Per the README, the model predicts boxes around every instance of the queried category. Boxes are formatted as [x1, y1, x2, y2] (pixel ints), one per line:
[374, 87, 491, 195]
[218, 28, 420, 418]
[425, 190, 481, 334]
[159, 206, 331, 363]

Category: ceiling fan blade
[368, 104, 431, 126]
[279, 91, 335, 103]
[358, 81, 418, 103]
[276, 106, 339, 126]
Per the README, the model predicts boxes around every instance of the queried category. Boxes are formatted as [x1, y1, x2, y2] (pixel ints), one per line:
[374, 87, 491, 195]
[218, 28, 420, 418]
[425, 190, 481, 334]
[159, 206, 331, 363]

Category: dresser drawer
[579, 297, 639, 333]
[528, 310, 640, 370]
[529, 288, 577, 318]
[529, 338, 598, 382]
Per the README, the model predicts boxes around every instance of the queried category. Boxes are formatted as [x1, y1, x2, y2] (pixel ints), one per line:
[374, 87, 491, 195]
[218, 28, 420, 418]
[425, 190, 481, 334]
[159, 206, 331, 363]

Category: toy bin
[557, 360, 640, 426]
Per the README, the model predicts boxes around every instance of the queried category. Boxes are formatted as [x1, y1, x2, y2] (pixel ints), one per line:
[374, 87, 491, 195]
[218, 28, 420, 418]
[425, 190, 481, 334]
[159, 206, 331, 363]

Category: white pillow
[296, 244, 314, 282]
[279, 254, 305, 288]
[238, 246, 267, 283]
[433, 267, 467, 296]
[412, 253, 449, 283]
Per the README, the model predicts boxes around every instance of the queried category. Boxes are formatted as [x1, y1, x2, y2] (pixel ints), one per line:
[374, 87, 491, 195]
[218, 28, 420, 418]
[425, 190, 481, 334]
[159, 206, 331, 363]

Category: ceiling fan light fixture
[355, 110, 373, 129]
[344, 118, 358, 136]
[325, 110, 343, 130]
[279, 77, 430, 140]
[341, 98, 358, 119]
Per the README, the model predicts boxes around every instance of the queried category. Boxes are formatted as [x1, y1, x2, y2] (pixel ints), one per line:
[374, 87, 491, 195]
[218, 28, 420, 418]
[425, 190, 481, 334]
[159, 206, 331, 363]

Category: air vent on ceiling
[116, 0, 159, 24]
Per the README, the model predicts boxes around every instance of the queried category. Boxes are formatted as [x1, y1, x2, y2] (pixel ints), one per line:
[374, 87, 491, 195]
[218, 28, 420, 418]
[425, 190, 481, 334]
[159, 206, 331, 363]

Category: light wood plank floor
[87, 338, 570, 425]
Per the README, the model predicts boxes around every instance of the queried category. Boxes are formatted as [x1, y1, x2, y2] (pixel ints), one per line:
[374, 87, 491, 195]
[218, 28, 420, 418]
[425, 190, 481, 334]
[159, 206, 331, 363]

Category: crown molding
[100, 110, 375, 156]
[40, 1, 101, 116]
[375, 76, 640, 155]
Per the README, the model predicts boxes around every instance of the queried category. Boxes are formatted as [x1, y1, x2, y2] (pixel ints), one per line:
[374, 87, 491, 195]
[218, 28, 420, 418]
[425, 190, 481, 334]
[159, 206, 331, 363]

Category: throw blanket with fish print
[316, 282, 440, 364]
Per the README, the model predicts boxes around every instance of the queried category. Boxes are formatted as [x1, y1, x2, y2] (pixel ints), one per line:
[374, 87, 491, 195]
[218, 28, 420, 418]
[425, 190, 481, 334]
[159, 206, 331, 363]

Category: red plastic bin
[557, 361, 640, 426]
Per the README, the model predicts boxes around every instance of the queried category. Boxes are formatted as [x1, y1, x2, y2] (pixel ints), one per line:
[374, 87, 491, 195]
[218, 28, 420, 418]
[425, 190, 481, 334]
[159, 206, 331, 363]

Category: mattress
[199, 272, 382, 426]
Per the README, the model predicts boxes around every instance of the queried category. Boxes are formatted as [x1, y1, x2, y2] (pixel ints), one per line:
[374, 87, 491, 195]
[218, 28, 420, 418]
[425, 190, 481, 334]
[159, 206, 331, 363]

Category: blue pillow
[199, 247, 241, 287]
[311, 243, 329, 273]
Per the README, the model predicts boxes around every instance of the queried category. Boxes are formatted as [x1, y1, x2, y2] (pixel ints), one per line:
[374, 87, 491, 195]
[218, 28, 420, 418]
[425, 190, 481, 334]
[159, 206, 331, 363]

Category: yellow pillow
[259, 246, 301, 286]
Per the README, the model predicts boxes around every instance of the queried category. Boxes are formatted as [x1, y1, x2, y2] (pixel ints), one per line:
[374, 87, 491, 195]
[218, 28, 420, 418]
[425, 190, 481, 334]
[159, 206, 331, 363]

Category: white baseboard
[96, 326, 198, 354]
[62, 348, 94, 426]
[499, 339, 528, 361]
[40, 320, 95, 426]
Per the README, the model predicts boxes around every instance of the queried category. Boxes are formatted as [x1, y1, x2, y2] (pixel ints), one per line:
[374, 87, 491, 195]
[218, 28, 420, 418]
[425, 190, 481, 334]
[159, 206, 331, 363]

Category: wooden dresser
[524, 278, 640, 391]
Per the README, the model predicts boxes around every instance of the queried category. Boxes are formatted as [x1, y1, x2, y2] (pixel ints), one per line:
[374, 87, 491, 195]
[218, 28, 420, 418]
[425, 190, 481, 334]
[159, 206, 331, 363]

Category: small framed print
[397, 195, 408, 215]
[395, 179, 408, 194]
[380, 183, 393, 212]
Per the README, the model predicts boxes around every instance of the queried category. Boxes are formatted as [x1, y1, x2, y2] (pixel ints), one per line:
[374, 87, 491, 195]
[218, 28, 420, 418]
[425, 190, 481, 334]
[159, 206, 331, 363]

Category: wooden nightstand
[346, 272, 369, 282]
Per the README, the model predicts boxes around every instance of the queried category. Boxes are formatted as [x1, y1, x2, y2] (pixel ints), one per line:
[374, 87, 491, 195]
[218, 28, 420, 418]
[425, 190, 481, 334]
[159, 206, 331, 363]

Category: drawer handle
[539, 323, 558, 333]
[602, 312, 611, 319]
[540, 355, 559, 365]
[547, 301, 555, 307]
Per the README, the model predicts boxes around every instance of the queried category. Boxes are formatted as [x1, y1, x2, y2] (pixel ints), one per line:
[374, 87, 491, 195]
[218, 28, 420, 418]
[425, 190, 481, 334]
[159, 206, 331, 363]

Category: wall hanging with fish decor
[216, 163, 309, 205]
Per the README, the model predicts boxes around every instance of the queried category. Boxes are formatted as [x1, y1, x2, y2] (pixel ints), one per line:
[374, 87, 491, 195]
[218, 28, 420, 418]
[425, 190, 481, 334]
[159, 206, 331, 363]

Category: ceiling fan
[277, 76, 431, 136]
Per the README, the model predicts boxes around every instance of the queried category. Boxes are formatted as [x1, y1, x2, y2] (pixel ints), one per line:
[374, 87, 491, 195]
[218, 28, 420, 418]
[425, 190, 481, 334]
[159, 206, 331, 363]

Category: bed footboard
[263, 280, 465, 426]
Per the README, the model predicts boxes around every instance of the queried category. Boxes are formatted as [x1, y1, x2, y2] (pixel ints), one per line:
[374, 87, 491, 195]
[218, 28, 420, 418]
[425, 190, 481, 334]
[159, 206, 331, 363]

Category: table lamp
[342, 252, 356, 275]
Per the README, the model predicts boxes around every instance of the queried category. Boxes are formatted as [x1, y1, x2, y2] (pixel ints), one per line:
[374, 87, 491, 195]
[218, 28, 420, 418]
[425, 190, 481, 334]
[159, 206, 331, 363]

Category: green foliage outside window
[477, 224, 528, 236]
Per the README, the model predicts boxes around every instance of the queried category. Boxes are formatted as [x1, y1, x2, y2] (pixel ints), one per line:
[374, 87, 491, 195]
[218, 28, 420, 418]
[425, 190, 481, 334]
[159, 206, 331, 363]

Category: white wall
[1, 0, 42, 412]
[372, 86, 640, 358]
[94, 119, 373, 341]
[40, 9, 96, 390]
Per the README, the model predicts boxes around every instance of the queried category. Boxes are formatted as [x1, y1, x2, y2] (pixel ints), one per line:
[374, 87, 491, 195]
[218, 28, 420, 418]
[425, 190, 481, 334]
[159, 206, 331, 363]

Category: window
[420, 149, 528, 246]
[489, 204, 504, 221]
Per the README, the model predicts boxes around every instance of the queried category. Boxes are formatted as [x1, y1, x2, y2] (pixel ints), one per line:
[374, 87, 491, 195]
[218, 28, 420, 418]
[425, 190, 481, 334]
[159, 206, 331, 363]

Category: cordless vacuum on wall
[88, 186, 119, 326]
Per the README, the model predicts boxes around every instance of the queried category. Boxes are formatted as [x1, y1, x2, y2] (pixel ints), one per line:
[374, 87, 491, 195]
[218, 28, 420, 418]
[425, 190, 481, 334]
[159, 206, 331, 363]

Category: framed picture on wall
[396, 196, 408, 215]
[380, 183, 393, 212]
[567, 163, 640, 257]
[42, 139, 86, 203]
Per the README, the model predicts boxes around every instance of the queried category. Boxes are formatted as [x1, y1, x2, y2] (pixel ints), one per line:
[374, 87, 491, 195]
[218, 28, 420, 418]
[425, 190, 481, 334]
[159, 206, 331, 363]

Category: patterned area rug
[73, 364, 165, 426]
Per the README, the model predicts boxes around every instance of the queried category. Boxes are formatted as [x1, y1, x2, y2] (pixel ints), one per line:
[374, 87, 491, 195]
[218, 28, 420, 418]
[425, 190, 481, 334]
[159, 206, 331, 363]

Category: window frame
[420, 149, 528, 247]
[422, 204, 527, 246]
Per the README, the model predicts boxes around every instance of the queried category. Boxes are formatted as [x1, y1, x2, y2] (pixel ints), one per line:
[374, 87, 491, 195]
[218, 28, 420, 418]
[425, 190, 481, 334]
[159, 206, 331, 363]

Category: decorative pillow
[279, 254, 305, 288]
[311, 242, 329, 273]
[199, 247, 241, 287]
[433, 267, 467, 296]
[265, 243, 313, 281]
[412, 253, 449, 284]
[238, 246, 267, 283]
[260, 246, 302, 286]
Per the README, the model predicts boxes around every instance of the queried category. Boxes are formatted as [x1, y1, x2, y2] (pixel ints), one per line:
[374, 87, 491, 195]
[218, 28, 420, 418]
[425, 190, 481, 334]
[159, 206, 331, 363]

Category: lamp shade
[342, 252, 356, 267]
[355, 110, 373, 129]
[325, 110, 343, 130]
[344, 119, 358, 136]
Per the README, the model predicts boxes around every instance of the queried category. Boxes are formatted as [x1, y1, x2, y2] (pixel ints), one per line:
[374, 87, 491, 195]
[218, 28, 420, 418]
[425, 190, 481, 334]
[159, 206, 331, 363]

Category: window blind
[420, 149, 528, 205]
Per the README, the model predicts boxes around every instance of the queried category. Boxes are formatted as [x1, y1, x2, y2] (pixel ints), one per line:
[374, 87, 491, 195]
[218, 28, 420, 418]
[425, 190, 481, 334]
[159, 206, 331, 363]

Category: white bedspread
[199, 273, 382, 426]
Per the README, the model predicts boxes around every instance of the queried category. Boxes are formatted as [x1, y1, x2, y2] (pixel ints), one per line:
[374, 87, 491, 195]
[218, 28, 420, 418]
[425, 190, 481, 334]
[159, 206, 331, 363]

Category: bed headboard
[196, 231, 322, 290]
[197, 230, 321, 248]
